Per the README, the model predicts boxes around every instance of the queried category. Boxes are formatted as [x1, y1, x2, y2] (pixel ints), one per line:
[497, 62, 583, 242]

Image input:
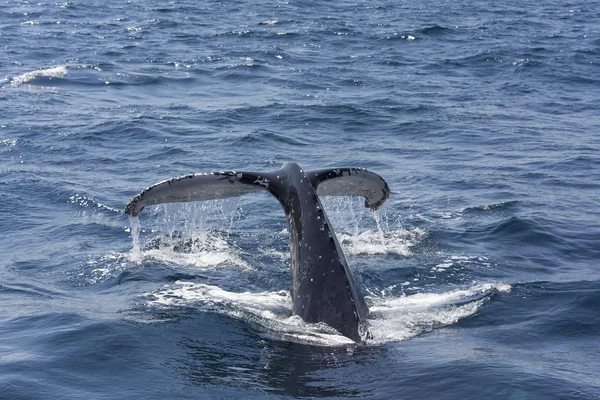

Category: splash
[124, 200, 249, 270]
[338, 228, 426, 256]
[146, 281, 355, 346]
[143, 281, 510, 346]
[137, 232, 251, 270]
[124, 195, 508, 346]
[367, 282, 511, 344]
[319, 196, 425, 255]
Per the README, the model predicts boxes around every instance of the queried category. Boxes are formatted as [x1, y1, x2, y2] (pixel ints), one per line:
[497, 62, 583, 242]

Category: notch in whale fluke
[124, 164, 389, 217]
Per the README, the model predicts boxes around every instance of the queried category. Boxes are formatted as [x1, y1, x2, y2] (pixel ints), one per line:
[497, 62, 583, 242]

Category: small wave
[0, 282, 62, 298]
[10, 66, 68, 87]
[227, 129, 311, 147]
[149, 281, 291, 315]
[418, 25, 452, 35]
[214, 30, 255, 37]
[379, 32, 417, 41]
[462, 200, 519, 213]
[258, 20, 278, 26]
[8, 64, 102, 87]
[142, 281, 510, 346]
[69, 194, 121, 214]
[489, 216, 561, 246]
[430, 255, 491, 273]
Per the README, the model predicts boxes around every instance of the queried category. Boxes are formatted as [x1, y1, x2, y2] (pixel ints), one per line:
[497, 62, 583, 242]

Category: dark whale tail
[125, 165, 389, 217]
[125, 163, 390, 342]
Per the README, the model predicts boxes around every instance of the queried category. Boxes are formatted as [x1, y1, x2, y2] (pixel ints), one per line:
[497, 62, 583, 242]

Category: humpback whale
[125, 162, 390, 343]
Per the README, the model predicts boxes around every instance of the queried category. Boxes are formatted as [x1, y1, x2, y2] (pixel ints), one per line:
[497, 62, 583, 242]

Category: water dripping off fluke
[128, 215, 142, 262]
[371, 209, 386, 247]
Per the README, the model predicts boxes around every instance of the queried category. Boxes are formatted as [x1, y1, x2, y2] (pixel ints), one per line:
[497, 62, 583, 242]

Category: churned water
[1, 0, 599, 398]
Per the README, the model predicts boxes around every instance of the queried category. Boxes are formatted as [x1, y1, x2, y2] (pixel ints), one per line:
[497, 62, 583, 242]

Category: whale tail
[124, 163, 390, 343]
[125, 164, 389, 216]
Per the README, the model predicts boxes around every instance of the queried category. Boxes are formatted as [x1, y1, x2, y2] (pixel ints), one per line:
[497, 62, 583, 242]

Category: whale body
[125, 162, 390, 342]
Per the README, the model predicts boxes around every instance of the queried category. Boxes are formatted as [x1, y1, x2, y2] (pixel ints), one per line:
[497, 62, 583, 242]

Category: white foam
[150, 281, 291, 314]
[367, 282, 511, 344]
[139, 246, 250, 270]
[430, 255, 492, 273]
[1, 139, 17, 147]
[129, 230, 251, 270]
[10, 66, 68, 87]
[338, 228, 426, 256]
[143, 281, 510, 346]
[147, 281, 355, 346]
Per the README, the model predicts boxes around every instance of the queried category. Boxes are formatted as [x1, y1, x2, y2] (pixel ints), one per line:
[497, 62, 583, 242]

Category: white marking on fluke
[253, 177, 270, 188]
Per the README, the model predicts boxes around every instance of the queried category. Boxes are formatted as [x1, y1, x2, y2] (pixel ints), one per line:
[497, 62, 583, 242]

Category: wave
[143, 281, 510, 346]
[0, 282, 63, 298]
[461, 200, 520, 213]
[226, 129, 312, 147]
[9, 66, 68, 87]
[419, 25, 453, 35]
[8, 64, 103, 87]
[489, 216, 562, 245]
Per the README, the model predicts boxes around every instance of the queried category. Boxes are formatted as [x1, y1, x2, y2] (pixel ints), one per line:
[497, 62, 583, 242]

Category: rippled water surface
[1, 0, 599, 398]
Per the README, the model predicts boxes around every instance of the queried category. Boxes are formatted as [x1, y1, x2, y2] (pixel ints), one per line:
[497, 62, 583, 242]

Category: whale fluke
[125, 163, 390, 342]
[125, 167, 389, 217]
[124, 171, 267, 217]
[309, 167, 389, 210]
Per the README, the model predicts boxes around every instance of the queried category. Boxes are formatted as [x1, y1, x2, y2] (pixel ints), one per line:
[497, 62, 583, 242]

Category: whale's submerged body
[125, 162, 390, 342]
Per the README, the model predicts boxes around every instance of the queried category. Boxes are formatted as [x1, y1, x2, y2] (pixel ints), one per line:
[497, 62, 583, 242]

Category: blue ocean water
[1, 0, 599, 398]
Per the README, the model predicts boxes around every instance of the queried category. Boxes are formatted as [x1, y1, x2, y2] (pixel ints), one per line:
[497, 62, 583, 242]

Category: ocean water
[1, 0, 599, 398]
